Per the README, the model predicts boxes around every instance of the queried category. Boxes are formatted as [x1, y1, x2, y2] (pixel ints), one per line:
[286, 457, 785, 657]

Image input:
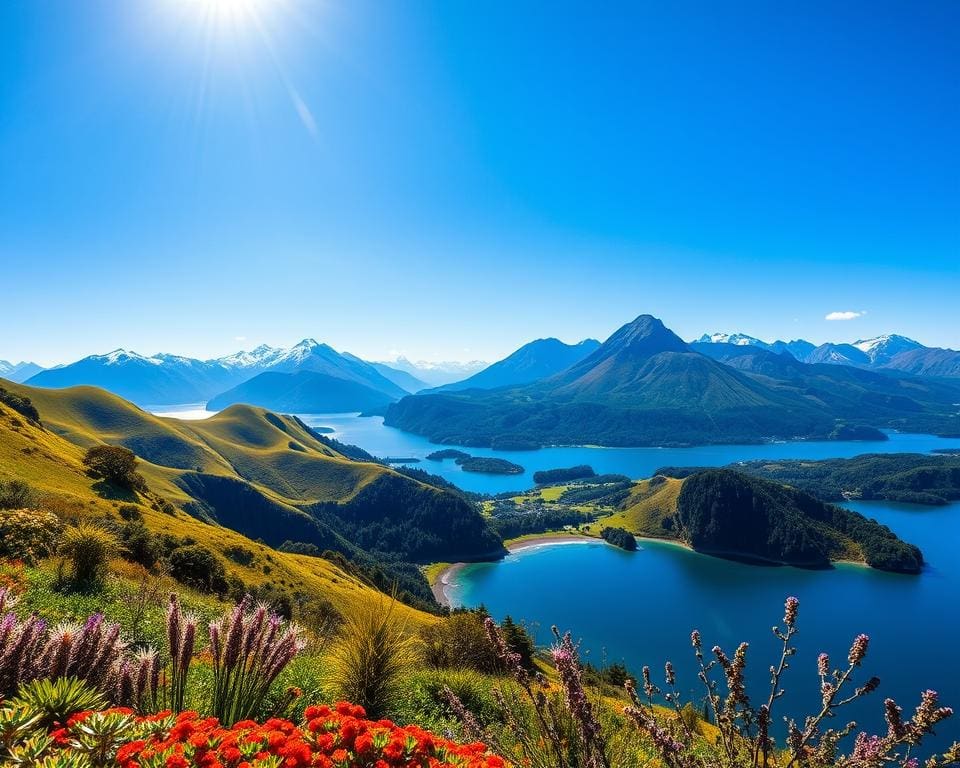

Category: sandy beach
[430, 533, 600, 607]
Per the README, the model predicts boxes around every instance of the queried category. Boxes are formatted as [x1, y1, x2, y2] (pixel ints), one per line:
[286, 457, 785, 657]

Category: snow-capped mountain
[0, 360, 45, 383]
[852, 334, 923, 365]
[694, 331, 959, 377]
[25, 339, 407, 406]
[694, 332, 772, 349]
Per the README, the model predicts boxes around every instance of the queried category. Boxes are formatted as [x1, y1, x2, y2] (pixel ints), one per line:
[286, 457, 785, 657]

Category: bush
[82, 445, 146, 492]
[0, 508, 62, 564]
[119, 521, 162, 569]
[117, 504, 143, 521]
[10, 676, 107, 729]
[0, 385, 40, 422]
[326, 597, 417, 719]
[0, 479, 39, 510]
[60, 523, 118, 586]
[168, 544, 227, 593]
[420, 610, 501, 673]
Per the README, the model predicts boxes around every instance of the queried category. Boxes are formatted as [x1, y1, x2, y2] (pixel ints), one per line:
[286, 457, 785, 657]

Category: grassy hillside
[0, 393, 433, 628]
[0, 379, 503, 610]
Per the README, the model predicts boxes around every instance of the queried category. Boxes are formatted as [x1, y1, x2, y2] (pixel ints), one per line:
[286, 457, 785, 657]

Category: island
[533, 465, 597, 484]
[426, 448, 524, 475]
[600, 526, 637, 550]
[457, 457, 524, 475]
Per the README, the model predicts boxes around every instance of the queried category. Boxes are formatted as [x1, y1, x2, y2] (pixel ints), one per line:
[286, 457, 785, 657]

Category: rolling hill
[385, 314, 960, 449]
[0, 379, 503, 610]
[598, 470, 923, 572]
[0, 385, 439, 627]
[432, 338, 600, 392]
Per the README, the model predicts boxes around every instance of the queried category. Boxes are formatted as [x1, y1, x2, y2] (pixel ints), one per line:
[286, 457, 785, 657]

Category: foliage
[59, 524, 118, 587]
[82, 446, 146, 492]
[0, 385, 41, 422]
[490, 507, 592, 539]
[167, 544, 228, 594]
[326, 596, 417, 719]
[0, 589, 126, 699]
[729, 453, 960, 506]
[445, 600, 960, 768]
[208, 595, 306, 725]
[420, 609, 501, 674]
[9, 677, 107, 729]
[0, 703, 505, 768]
[534, 465, 597, 485]
[675, 470, 924, 572]
[0, 508, 62, 564]
[600, 526, 637, 551]
[456, 457, 525, 475]
[0, 479, 39, 510]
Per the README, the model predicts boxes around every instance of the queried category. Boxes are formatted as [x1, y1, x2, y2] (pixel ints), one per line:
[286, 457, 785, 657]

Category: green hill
[0, 379, 504, 610]
[593, 470, 922, 573]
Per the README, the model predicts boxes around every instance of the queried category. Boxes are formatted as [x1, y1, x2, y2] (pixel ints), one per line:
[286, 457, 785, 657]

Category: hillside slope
[1, 379, 503, 609]
[602, 470, 922, 573]
[0, 391, 434, 626]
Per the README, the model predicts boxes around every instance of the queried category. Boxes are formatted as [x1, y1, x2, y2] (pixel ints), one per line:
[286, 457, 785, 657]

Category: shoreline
[430, 533, 601, 608]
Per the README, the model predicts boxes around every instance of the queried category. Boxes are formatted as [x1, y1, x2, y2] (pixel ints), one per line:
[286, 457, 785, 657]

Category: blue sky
[1, 1, 957, 367]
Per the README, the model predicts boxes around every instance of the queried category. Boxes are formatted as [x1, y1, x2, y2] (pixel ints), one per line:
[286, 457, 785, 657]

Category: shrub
[60, 523, 118, 586]
[82, 445, 146, 492]
[119, 521, 161, 569]
[0, 478, 39, 510]
[117, 504, 142, 522]
[420, 609, 501, 673]
[0, 385, 40, 422]
[0, 507, 62, 564]
[208, 595, 306, 724]
[168, 544, 227, 594]
[326, 596, 417, 719]
[10, 677, 107, 729]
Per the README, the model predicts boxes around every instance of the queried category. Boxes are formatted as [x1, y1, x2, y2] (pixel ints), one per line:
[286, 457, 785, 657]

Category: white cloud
[234, 335, 247, 342]
[825, 310, 866, 321]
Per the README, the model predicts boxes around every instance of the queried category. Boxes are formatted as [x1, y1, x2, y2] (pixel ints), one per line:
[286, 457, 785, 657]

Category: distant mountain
[433, 338, 600, 392]
[386, 315, 847, 448]
[368, 362, 429, 393]
[852, 334, 923, 364]
[25, 338, 409, 408]
[879, 347, 960, 378]
[695, 331, 960, 377]
[26, 349, 246, 405]
[373, 357, 488, 387]
[387, 314, 960, 448]
[695, 332, 772, 349]
[768, 339, 817, 360]
[689, 342, 960, 434]
[0, 360, 44, 383]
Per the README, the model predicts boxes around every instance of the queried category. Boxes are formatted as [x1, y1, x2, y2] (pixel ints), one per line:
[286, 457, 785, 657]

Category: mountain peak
[604, 315, 689, 355]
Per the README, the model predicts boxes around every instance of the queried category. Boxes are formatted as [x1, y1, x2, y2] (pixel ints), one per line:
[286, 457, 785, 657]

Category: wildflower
[848, 633, 870, 666]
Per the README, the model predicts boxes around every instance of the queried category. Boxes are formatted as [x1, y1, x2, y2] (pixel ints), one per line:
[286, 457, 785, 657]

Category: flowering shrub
[0, 508, 62, 564]
[444, 600, 960, 768]
[1, 702, 507, 768]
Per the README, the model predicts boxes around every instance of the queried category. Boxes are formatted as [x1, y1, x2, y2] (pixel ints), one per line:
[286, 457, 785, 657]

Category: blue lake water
[297, 413, 960, 494]
[448, 500, 960, 751]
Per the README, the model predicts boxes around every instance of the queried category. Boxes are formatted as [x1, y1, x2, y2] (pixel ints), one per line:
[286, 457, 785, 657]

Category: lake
[295, 413, 960, 494]
[447, 500, 960, 752]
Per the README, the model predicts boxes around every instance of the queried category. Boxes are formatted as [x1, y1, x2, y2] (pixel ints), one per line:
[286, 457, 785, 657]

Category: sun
[172, 0, 273, 29]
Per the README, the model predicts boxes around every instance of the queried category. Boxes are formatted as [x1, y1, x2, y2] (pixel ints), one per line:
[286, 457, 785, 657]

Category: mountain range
[694, 332, 960, 377]
[385, 315, 960, 448]
[0, 360, 44, 383]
